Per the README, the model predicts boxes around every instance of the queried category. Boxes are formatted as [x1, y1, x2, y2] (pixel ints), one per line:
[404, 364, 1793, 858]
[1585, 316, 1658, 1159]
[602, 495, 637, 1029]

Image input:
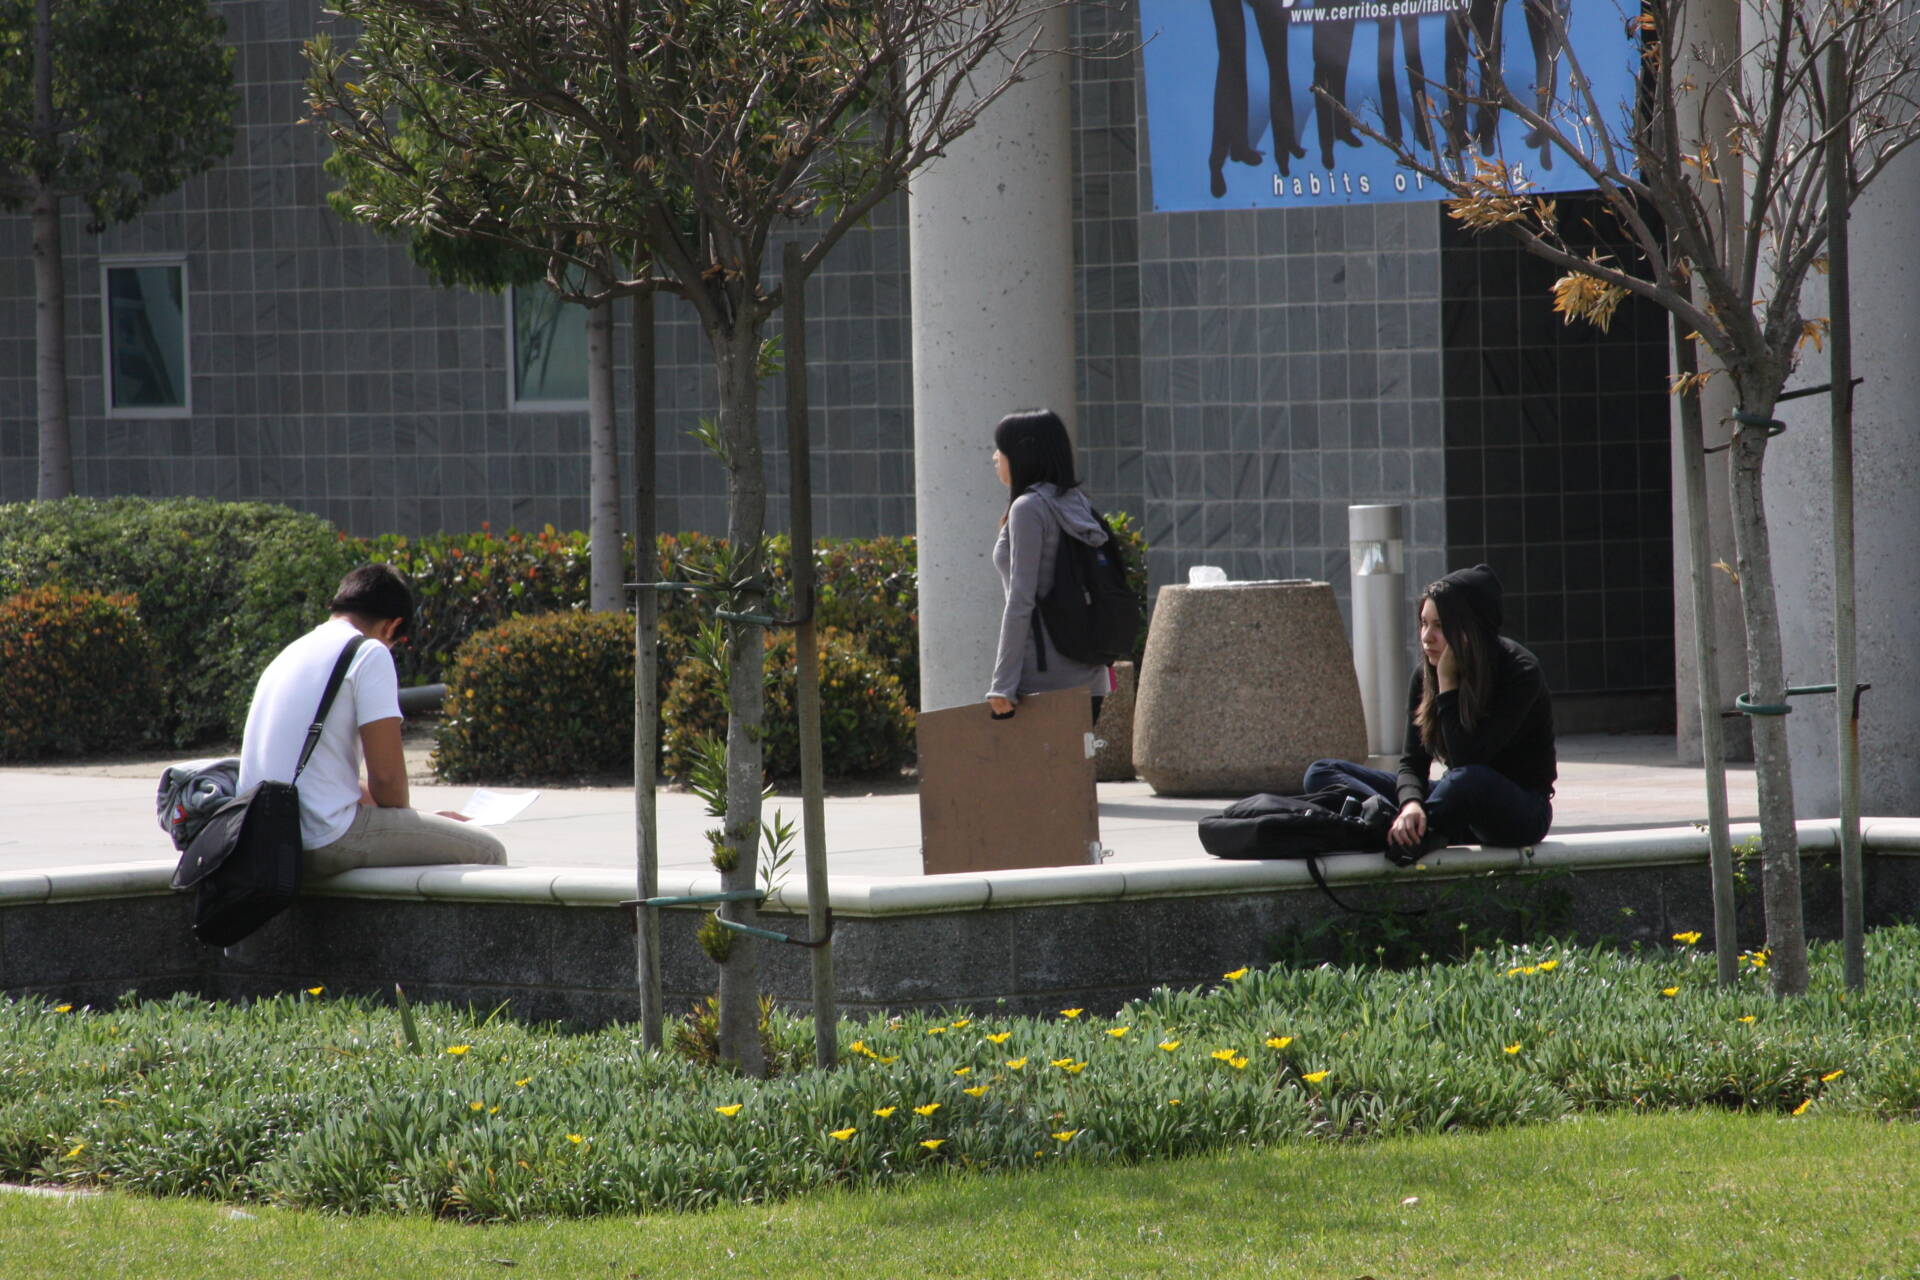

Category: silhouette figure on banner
[1523, 0, 1571, 169]
[1306, 0, 1366, 171]
[1208, 0, 1308, 197]
[1443, 0, 1501, 166]
[1374, 15, 1435, 155]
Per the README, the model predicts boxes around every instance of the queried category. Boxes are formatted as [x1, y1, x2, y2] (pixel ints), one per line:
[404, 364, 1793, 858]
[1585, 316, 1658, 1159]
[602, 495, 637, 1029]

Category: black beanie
[1439, 563, 1503, 633]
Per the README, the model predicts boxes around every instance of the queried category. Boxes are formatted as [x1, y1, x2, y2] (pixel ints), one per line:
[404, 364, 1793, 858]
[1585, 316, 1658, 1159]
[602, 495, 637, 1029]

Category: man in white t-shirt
[238, 565, 506, 878]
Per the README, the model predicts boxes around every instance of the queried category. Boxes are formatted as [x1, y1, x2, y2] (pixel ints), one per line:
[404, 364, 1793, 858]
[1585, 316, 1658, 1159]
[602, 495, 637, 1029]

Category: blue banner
[1138, 0, 1638, 209]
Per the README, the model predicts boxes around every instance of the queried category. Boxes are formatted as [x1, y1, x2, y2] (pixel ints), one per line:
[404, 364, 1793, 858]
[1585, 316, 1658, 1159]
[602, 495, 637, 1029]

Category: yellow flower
[1228, 1055, 1249, 1070]
[872, 1106, 897, 1118]
[1503, 1043, 1522, 1055]
[914, 1103, 941, 1116]
[1737, 1015, 1757, 1024]
[1537, 960, 1559, 972]
[1050, 1057, 1076, 1068]
[715, 1104, 744, 1117]
[1822, 1069, 1846, 1083]
[515, 1077, 533, 1087]
[920, 1139, 945, 1151]
[985, 1031, 1013, 1044]
[1006, 1057, 1028, 1070]
[1052, 1129, 1081, 1142]
[1672, 931, 1703, 945]
[878, 1055, 899, 1064]
[488, 1106, 500, 1115]
[565, 1134, 584, 1144]
[1159, 1040, 1182, 1052]
[1107, 1027, 1131, 1038]
[1301, 1070, 1331, 1084]
[469, 1101, 485, 1111]
[445, 1045, 472, 1055]
[1266, 1036, 1293, 1050]
[53, 1005, 72, 1014]
[63, 1143, 84, 1160]
[1793, 1099, 1813, 1116]
[1660, 987, 1680, 998]
[830, 1127, 857, 1141]
[1210, 1048, 1238, 1062]
[963, 1085, 988, 1097]
[949, 1019, 971, 1029]
[1223, 968, 1249, 981]
[926, 1026, 947, 1035]
[848, 1039, 873, 1057]
[1167, 1099, 1181, 1107]
[1063, 1061, 1089, 1075]
[305, 986, 325, 995]
[953, 1066, 972, 1076]
[1060, 1008, 1084, 1019]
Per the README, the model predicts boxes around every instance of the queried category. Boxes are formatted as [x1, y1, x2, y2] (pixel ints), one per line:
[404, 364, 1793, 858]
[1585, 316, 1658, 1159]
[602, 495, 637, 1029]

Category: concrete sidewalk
[0, 734, 1758, 877]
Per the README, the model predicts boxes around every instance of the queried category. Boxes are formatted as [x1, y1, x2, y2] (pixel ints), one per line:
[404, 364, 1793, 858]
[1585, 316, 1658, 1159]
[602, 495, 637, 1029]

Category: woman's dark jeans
[1301, 758, 1553, 848]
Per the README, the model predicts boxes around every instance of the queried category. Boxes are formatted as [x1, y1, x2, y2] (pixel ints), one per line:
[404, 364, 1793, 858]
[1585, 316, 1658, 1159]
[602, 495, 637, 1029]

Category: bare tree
[1339, 0, 1920, 993]
[309, 0, 1118, 1070]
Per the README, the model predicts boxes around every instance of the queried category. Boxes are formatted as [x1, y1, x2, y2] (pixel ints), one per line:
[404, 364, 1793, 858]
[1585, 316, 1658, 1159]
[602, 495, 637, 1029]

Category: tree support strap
[621, 890, 835, 949]
[1734, 682, 1871, 717]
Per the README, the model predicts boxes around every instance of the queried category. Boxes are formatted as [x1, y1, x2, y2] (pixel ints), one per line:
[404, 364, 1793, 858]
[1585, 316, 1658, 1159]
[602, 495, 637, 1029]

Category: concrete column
[910, 6, 1077, 713]
[1769, 150, 1920, 816]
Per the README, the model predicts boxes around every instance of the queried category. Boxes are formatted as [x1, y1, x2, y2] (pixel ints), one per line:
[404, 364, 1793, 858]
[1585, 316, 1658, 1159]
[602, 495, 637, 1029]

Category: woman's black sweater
[1395, 637, 1558, 806]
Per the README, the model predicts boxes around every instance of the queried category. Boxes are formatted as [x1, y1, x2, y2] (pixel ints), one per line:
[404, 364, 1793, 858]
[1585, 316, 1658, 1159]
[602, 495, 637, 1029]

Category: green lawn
[7, 1110, 1918, 1279]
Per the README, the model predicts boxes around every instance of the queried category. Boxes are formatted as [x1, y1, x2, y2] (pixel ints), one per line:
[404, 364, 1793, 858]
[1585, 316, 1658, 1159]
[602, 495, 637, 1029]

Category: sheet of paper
[459, 788, 540, 827]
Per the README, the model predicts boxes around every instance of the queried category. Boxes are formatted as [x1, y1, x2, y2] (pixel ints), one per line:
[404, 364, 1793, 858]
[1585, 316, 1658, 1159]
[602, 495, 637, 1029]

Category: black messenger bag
[171, 636, 367, 946]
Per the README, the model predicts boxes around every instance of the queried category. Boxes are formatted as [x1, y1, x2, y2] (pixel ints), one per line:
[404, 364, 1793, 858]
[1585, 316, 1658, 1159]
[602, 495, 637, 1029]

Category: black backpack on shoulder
[1034, 512, 1141, 668]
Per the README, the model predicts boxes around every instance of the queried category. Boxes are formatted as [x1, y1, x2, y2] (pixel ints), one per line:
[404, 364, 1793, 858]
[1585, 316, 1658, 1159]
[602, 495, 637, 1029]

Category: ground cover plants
[6, 927, 1920, 1223]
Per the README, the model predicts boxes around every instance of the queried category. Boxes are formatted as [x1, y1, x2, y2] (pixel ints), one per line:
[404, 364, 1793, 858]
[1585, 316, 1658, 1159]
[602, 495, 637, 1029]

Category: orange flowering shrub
[0, 587, 160, 760]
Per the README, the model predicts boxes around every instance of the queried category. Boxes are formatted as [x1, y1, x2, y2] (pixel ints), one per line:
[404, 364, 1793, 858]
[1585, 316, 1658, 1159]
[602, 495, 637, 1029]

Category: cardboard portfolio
[916, 689, 1102, 875]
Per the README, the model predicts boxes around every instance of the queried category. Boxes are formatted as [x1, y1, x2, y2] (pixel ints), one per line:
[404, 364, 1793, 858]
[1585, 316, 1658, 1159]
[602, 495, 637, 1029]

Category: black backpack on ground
[1198, 787, 1393, 860]
[1033, 512, 1141, 668]
[1199, 786, 1414, 913]
[171, 636, 366, 947]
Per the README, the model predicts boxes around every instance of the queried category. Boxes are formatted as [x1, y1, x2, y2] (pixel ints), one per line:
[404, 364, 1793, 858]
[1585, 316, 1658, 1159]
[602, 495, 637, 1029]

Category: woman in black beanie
[1305, 564, 1557, 859]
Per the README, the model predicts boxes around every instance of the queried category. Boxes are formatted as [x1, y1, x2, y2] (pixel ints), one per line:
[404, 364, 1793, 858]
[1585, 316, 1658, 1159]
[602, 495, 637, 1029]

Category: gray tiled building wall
[0, 0, 1668, 714]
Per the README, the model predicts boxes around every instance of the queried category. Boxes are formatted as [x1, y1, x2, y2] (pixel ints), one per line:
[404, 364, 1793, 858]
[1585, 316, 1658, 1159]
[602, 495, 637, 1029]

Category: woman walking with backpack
[1304, 563, 1557, 860]
[985, 409, 1117, 724]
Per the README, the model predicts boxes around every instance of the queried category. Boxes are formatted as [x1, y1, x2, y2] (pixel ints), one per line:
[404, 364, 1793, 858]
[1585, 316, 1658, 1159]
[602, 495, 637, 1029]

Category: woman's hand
[1389, 801, 1427, 850]
[988, 695, 1016, 718]
[1436, 645, 1460, 692]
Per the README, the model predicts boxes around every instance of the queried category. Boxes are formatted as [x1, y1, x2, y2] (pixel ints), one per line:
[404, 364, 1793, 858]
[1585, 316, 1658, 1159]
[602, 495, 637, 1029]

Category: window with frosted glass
[510, 283, 588, 406]
[104, 263, 189, 413]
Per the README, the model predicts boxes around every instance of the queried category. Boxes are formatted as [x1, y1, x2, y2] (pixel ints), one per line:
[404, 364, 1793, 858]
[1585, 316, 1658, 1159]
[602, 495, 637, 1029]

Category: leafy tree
[1344, 0, 1920, 992]
[0, 0, 235, 498]
[311, 0, 1109, 1071]
[321, 105, 628, 610]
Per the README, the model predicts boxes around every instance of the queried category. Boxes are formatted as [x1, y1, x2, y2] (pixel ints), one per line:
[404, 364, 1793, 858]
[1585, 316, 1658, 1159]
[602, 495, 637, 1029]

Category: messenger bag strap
[290, 635, 370, 786]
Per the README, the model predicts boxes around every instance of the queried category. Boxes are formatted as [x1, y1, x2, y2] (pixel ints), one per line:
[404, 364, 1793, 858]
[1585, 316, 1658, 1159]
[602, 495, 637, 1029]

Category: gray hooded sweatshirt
[987, 482, 1111, 702]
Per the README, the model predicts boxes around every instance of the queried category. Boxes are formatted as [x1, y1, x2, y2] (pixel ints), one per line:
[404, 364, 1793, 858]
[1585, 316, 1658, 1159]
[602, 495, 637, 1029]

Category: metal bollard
[1348, 504, 1407, 756]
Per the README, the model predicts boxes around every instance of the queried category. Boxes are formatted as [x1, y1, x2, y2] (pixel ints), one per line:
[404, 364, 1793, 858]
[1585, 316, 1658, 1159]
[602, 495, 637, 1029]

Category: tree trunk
[631, 289, 663, 1050]
[31, 0, 69, 501]
[586, 297, 622, 612]
[1726, 387, 1810, 995]
[32, 184, 71, 500]
[714, 320, 768, 1077]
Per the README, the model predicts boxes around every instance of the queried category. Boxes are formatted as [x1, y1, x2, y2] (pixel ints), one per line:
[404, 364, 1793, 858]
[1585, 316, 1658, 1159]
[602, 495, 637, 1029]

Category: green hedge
[0, 586, 161, 760]
[659, 625, 917, 782]
[0, 498, 359, 744]
[432, 611, 635, 783]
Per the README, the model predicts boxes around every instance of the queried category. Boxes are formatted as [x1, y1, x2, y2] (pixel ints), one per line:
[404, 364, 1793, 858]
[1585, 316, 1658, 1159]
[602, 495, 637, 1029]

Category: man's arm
[360, 716, 409, 808]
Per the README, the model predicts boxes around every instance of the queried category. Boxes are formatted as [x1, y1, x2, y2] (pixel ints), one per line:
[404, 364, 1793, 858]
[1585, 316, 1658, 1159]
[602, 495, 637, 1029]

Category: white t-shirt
[238, 617, 402, 849]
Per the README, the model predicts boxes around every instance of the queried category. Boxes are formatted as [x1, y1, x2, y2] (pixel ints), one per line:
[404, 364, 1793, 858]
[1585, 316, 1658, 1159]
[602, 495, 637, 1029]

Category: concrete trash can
[1132, 580, 1369, 796]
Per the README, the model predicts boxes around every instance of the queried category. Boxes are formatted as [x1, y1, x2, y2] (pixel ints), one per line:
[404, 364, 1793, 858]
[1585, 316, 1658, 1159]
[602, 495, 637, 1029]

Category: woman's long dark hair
[1415, 576, 1496, 755]
[993, 410, 1078, 522]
